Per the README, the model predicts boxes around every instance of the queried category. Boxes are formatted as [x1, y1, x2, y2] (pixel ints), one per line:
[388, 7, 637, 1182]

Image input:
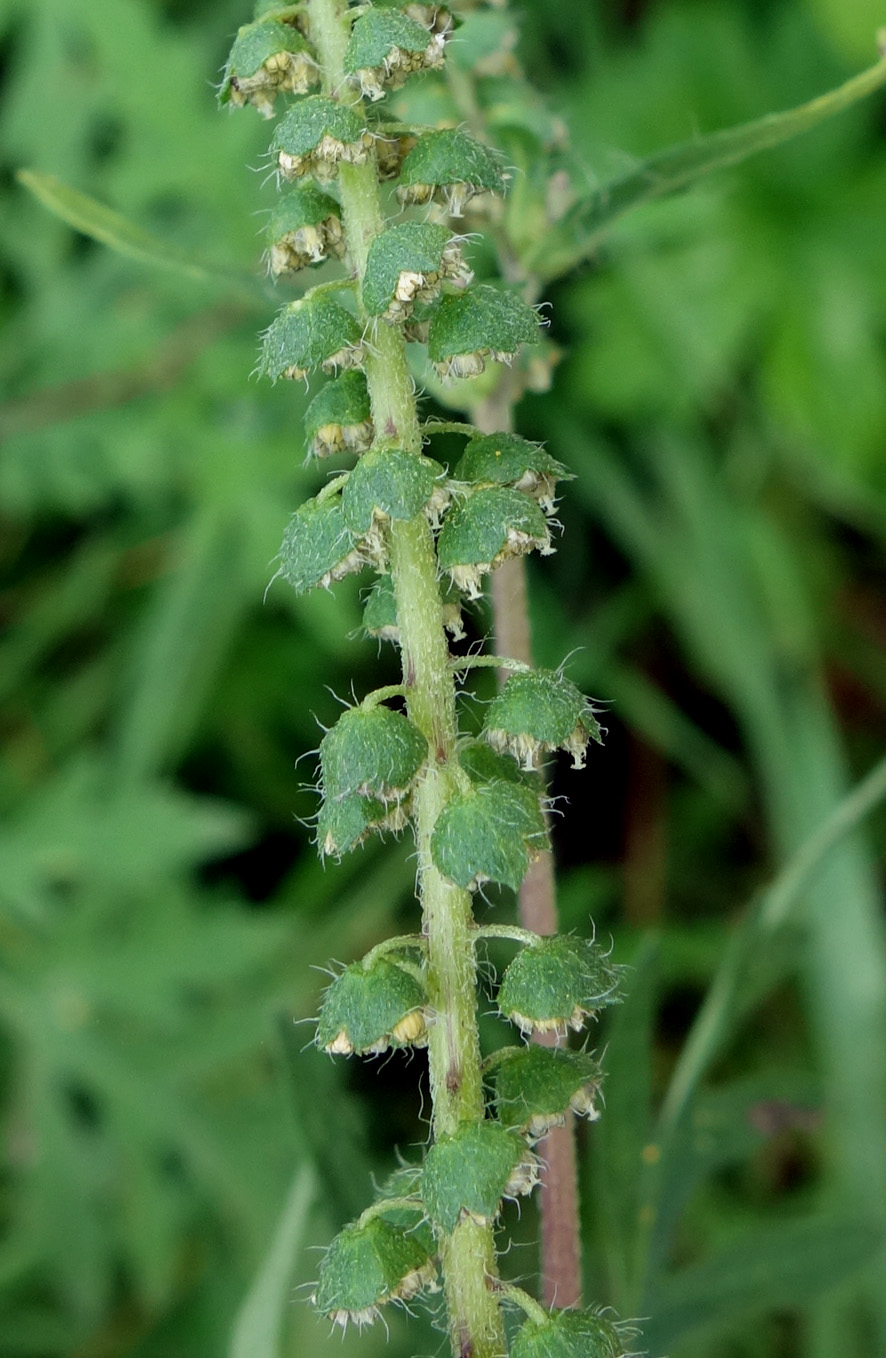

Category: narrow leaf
[228, 1165, 316, 1358]
[17, 170, 259, 294]
[643, 1216, 883, 1351]
[528, 56, 886, 280]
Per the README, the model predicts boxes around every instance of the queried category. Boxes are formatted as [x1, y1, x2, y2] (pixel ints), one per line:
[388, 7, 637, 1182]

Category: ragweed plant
[223, 2, 629, 1354]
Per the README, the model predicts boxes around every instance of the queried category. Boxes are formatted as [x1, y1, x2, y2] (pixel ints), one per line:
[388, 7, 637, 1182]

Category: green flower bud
[265, 183, 345, 277]
[362, 223, 471, 325]
[436, 486, 552, 599]
[422, 1121, 538, 1232]
[362, 575, 399, 642]
[260, 295, 363, 382]
[277, 492, 365, 594]
[482, 668, 603, 771]
[498, 936, 622, 1038]
[363, 575, 464, 643]
[397, 129, 506, 214]
[457, 736, 540, 789]
[375, 129, 419, 181]
[370, 0, 455, 35]
[320, 703, 427, 804]
[252, 2, 307, 29]
[313, 1216, 437, 1330]
[454, 431, 572, 514]
[431, 778, 547, 892]
[220, 19, 318, 118]
[511, 1308, 632, 1358]
[491, 1045, 603, 1141]
[304, 370, 374, 460]
[316, 956, 428, 1055]
[271, 95, 373, 180]
[342, 448, 438, 545]
[428, 285, 542, 381]
[345, 9, 446, 102]
[316, 790, 408, 859]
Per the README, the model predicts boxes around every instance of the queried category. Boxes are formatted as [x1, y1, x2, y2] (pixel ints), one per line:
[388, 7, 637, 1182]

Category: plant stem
[475, 387, 583, 1311]
[309, 3, 507, 1352]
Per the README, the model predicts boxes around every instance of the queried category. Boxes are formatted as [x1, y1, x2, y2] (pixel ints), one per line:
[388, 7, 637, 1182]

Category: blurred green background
[2, 1, 886, 1355]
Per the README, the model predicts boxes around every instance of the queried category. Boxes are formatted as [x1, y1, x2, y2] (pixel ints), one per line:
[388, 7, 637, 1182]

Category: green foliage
[4, 0, 886, 1354]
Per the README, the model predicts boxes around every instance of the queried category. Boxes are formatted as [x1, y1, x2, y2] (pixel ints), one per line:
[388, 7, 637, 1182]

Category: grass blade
[17, 170, 259, 295]
[643, 1216, 883, 1352]
[528, 54, 886, 280]
[228, 1165, 316, 1358]
[659, 751, 886, 1136]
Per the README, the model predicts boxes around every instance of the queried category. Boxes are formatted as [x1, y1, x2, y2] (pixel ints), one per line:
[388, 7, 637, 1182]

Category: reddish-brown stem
[477, 394, 584, 1310]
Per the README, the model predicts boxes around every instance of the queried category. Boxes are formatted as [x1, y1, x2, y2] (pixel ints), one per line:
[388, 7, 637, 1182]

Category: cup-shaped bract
[266, 182, 345, 277]
[260, 294, 364, 382]
[497, 936, 622, 1037]
[362, 223, 471, 324]
[436, 486, 551, 598]
[363, 574, 464, 642]
[316, 956, 428, 1055]
[345, 8, 446, 101]
[482, 667, 603, 771]
[421, 1121, 538, 1232]
[278, 492, 365, 594]
[220, 18, 318, 117]
[316, 790, 407, 859]
[342, 447, 438, 536]
[304, 370, 374, 460]
[271, 95, 373, 179]
[491, 1045, 603, 1141]
[366, 0, 454, 31]
[458, 736, 541, 789]
[428, 284, 542, 381]
[430, 778, 547, 891]
[313, 1216, 437, 1330]
[397, 128, 506, 214]
[454, 430, 571, 513]
[320, 704, 428, 804]
[511, 1308, 630, 1358]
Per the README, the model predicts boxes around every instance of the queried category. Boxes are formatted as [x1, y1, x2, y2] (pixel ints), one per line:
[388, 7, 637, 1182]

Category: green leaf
[228, 1166, 316, 1358]
[304, 369, 373, 459]
[527, 56, 886, 280]
[16, 170, 257, 293]
[643, 1216, 884, 1351]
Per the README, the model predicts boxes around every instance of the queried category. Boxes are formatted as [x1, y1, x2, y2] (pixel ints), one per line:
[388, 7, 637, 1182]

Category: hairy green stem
[309, 2, 507, 1352]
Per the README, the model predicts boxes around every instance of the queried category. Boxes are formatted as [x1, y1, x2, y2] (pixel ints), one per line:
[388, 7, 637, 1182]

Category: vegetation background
[2, 0, 886, 1355]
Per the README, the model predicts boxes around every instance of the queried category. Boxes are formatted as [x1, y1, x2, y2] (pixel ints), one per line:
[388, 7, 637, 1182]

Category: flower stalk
[223, 1, 625, 1353]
